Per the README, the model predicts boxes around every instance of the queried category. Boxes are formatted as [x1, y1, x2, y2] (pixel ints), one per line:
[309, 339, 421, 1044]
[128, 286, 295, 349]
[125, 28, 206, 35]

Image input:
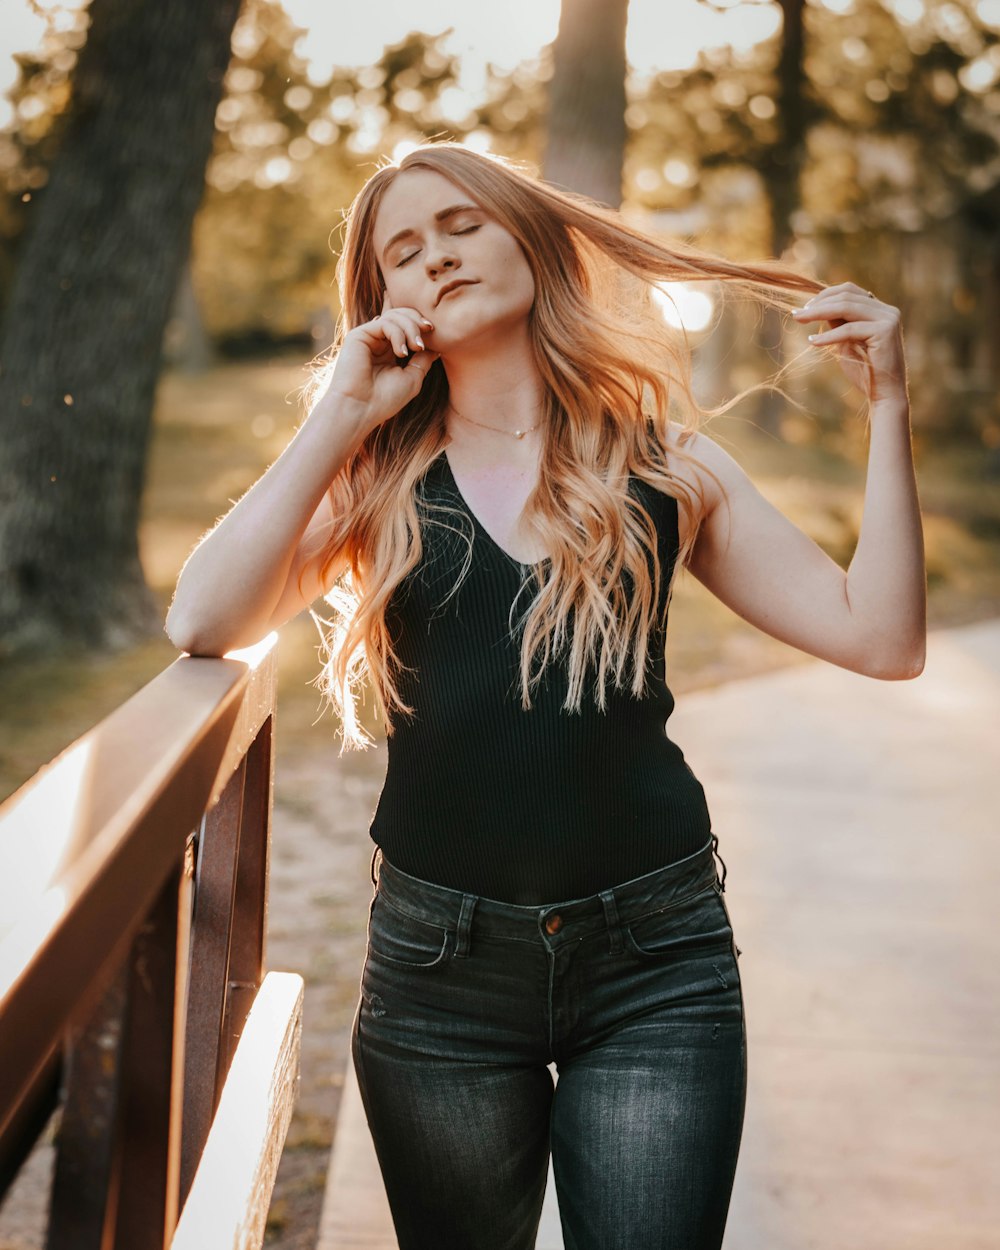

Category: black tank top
[368, 450, 713, 905]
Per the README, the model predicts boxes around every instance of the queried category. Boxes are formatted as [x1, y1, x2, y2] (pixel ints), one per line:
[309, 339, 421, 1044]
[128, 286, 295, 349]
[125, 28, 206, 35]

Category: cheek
[513, 259, 536, 307]
[495, 244, 535, 302]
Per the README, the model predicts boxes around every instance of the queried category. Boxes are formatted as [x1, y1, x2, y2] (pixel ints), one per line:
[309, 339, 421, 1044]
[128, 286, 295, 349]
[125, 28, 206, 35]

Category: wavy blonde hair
[301, 141, 823, 750]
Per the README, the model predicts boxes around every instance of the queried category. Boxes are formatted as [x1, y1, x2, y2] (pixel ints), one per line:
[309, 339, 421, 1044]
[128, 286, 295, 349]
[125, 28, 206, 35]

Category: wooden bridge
[0, 637, 307, 1249]
[2, 618, 998, 1248]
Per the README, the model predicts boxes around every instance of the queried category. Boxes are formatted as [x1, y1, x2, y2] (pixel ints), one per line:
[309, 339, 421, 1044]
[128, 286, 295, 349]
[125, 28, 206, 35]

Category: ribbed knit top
[367, 449, 713, 905]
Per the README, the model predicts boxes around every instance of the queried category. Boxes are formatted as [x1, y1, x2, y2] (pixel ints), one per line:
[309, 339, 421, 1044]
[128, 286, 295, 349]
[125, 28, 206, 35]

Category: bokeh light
[651, 282, 715, 334]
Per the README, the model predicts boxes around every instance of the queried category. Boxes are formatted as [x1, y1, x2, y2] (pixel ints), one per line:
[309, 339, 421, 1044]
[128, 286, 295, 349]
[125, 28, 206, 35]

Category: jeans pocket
[369, 891, 453, 970]
[623, 881, 733, 961]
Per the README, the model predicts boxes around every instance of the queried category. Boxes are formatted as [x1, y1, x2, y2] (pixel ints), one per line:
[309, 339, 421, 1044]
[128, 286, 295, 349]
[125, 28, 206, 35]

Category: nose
[425, 240, 459, 277]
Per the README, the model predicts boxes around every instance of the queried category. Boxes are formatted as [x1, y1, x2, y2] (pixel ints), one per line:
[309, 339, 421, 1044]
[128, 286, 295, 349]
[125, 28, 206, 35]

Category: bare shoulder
[659, 423, 751, 550]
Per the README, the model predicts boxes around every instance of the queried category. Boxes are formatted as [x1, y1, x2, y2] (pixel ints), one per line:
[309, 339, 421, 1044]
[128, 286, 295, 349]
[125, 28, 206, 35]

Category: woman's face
[372, 168, 536, 352]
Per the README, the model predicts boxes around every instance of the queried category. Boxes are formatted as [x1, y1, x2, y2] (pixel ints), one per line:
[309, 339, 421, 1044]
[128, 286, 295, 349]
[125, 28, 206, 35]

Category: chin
[450, 308, 531, 349]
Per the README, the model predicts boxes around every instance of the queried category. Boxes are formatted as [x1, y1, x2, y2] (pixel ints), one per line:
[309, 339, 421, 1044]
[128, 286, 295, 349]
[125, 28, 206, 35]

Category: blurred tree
[629, 0, 1000, 439]
[5, 0, 998, 444]
[472, 56, 550, 166]
[190, 2, 466, 348]
[0, 0, 241, 655]
[542, 0, 629, 208]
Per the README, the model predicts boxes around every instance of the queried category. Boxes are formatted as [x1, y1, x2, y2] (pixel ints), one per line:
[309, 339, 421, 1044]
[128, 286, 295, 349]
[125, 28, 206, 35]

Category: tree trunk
[0, 0, 241, 656]
[542, 0, 630, 209]
[166, 257, 216, 374]
[754, 0, 807, 436]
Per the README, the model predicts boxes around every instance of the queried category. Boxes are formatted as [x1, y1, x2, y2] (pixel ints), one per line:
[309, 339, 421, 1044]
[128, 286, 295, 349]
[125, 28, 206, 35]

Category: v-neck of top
[438, 449, 550, 569]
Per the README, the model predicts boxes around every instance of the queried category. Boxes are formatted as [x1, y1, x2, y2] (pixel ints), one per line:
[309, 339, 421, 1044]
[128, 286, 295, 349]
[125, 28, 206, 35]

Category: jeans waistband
[370, 834, 727, 953]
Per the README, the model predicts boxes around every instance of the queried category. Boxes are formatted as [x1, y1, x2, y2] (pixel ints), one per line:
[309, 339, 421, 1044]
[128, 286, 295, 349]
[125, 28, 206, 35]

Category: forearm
[165, 392, 368, 654]
[845, 398, 927, 676]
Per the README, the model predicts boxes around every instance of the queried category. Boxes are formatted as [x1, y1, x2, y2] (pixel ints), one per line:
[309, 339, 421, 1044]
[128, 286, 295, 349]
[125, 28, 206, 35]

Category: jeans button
[544, 912, 563, 934]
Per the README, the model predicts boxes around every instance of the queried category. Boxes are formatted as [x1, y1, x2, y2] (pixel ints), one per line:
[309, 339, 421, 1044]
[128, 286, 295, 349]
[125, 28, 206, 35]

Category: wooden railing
[0, 634, 302, 1250]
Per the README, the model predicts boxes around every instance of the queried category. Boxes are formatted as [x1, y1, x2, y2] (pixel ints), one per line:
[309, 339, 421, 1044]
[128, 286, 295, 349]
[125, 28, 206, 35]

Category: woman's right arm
[164, 302, 438, 656]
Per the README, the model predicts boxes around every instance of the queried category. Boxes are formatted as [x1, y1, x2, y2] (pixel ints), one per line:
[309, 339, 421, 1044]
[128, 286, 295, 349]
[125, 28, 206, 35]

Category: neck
[439, 322, 546, 438]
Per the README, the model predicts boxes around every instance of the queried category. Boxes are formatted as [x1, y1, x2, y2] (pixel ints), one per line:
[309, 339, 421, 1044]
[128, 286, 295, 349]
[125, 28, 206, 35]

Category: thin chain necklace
[448, 399, 543, 441]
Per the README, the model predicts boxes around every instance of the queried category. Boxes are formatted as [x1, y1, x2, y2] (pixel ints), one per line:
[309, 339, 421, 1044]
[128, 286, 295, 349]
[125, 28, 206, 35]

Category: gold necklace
[448, 400, 543, 441]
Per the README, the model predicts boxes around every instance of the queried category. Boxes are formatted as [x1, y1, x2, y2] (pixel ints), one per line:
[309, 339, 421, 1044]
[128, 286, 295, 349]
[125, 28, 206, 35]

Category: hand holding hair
[792, 282, 909, 408]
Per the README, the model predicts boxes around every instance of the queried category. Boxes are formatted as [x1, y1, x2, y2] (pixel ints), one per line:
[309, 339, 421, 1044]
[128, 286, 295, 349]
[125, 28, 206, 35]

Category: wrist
[310, 388, 373, 436]
[869, 392, 910, 418]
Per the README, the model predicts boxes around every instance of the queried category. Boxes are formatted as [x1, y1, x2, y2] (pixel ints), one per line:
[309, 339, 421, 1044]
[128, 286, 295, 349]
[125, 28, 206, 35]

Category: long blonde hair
[301, 141, 822, 750]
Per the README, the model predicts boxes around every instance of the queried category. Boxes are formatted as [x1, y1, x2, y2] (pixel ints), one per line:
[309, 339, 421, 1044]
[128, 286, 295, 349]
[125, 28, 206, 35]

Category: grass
[2, 351, 998, 803]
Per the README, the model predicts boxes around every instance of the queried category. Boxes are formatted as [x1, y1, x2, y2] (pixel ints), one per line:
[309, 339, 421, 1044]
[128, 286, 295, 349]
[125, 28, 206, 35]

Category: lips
[436, 279, 478, 305]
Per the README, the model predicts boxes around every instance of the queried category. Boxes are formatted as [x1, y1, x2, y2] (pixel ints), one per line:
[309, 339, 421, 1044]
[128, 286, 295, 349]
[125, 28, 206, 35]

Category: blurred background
[2, 0, 999, 800]
[0, 2, 998, 1244]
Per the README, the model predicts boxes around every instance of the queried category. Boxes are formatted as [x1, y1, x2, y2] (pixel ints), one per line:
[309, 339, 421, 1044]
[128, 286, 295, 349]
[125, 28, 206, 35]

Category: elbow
[164, 607, 270, 658]
[164, 607, 227, 658]
[865, 642, 926, 681]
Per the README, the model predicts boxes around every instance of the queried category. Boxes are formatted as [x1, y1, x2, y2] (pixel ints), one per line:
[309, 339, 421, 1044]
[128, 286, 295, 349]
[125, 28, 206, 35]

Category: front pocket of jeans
[369, 892, 453, 969]
[623, 882, 733, 960]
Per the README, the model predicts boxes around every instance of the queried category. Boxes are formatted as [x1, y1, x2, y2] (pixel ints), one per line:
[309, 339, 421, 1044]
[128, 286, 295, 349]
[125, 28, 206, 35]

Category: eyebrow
[380, 203, 481, 262]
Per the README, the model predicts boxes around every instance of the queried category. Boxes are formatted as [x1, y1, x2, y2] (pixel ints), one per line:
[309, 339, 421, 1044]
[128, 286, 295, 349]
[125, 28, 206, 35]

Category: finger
[792, 297, 881, 323]
[807, 322, 877, 344]
[382, 309, 435, 353]
[373, 320, 408, 357]
[372, 312, 413, 358]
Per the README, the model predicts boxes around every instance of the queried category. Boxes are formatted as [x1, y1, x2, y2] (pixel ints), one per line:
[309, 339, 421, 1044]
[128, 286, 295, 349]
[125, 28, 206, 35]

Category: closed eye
[395, 224, 481, 268]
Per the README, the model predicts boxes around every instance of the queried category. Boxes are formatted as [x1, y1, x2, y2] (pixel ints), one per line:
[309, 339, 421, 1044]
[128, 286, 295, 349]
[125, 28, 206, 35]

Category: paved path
[324, 616, 1000, 1249]
[666, 616, 999, 1250]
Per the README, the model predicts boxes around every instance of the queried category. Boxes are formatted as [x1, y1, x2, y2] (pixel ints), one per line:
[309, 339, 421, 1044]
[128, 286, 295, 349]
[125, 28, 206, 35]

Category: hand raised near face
[321, 289, 440, 434]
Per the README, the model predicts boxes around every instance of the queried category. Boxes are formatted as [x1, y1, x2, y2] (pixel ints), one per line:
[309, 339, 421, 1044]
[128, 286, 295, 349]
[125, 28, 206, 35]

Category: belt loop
[454, 893, 477, 958]
[599, 888, 624, 955]
[370, 844, 381, 888]
[711, 833, 727, 893]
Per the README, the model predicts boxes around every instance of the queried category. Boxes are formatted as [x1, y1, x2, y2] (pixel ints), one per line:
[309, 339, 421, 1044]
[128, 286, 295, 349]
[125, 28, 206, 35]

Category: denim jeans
[350, 833, 747, 1250]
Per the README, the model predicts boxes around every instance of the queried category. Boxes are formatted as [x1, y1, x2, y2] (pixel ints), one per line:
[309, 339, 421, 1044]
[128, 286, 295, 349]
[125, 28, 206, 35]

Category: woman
[166, 142, 925, 1249]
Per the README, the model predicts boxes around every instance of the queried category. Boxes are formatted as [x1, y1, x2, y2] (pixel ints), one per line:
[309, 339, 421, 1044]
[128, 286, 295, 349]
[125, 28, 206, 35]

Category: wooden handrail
[0, 634, 302, 1249]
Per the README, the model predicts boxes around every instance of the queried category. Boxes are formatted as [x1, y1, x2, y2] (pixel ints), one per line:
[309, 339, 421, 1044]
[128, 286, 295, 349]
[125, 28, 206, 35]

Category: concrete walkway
[668, 615, 1000, 1250]
[321, 616, 1000, 1249]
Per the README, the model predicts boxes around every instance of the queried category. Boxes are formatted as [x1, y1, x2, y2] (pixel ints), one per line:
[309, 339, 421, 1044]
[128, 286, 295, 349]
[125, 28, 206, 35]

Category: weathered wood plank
[169, 970, 303, 1250]
[0, 641, 275, 1158]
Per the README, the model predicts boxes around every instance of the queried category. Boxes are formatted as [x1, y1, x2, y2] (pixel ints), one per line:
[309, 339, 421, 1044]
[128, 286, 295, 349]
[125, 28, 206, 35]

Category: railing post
[222, 713, 274, 1077]
[179, 757, 248, 1208]
[113, 856, 190, 1250]
[47, 961, 129, 1249]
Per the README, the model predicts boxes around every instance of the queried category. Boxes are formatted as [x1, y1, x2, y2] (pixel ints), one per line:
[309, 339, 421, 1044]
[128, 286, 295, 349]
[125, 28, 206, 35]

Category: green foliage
[4, 0, 1000, 438]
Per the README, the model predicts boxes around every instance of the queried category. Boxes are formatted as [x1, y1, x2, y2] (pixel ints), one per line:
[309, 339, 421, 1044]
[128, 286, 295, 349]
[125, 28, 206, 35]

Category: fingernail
[807, 334, 819, 342]
[399, 344, 408, 356]
[415, 337, 424, 350]
[421, 318, 433, 328]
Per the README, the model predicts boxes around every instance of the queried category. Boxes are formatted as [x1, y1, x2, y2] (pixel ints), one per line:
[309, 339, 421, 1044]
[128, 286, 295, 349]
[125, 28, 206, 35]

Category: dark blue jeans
[351, 833, 747, 1250]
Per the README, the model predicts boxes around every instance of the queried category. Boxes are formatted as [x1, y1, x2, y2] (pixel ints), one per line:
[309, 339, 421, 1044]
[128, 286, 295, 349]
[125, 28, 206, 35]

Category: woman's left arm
[684, 282, 926, 681]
